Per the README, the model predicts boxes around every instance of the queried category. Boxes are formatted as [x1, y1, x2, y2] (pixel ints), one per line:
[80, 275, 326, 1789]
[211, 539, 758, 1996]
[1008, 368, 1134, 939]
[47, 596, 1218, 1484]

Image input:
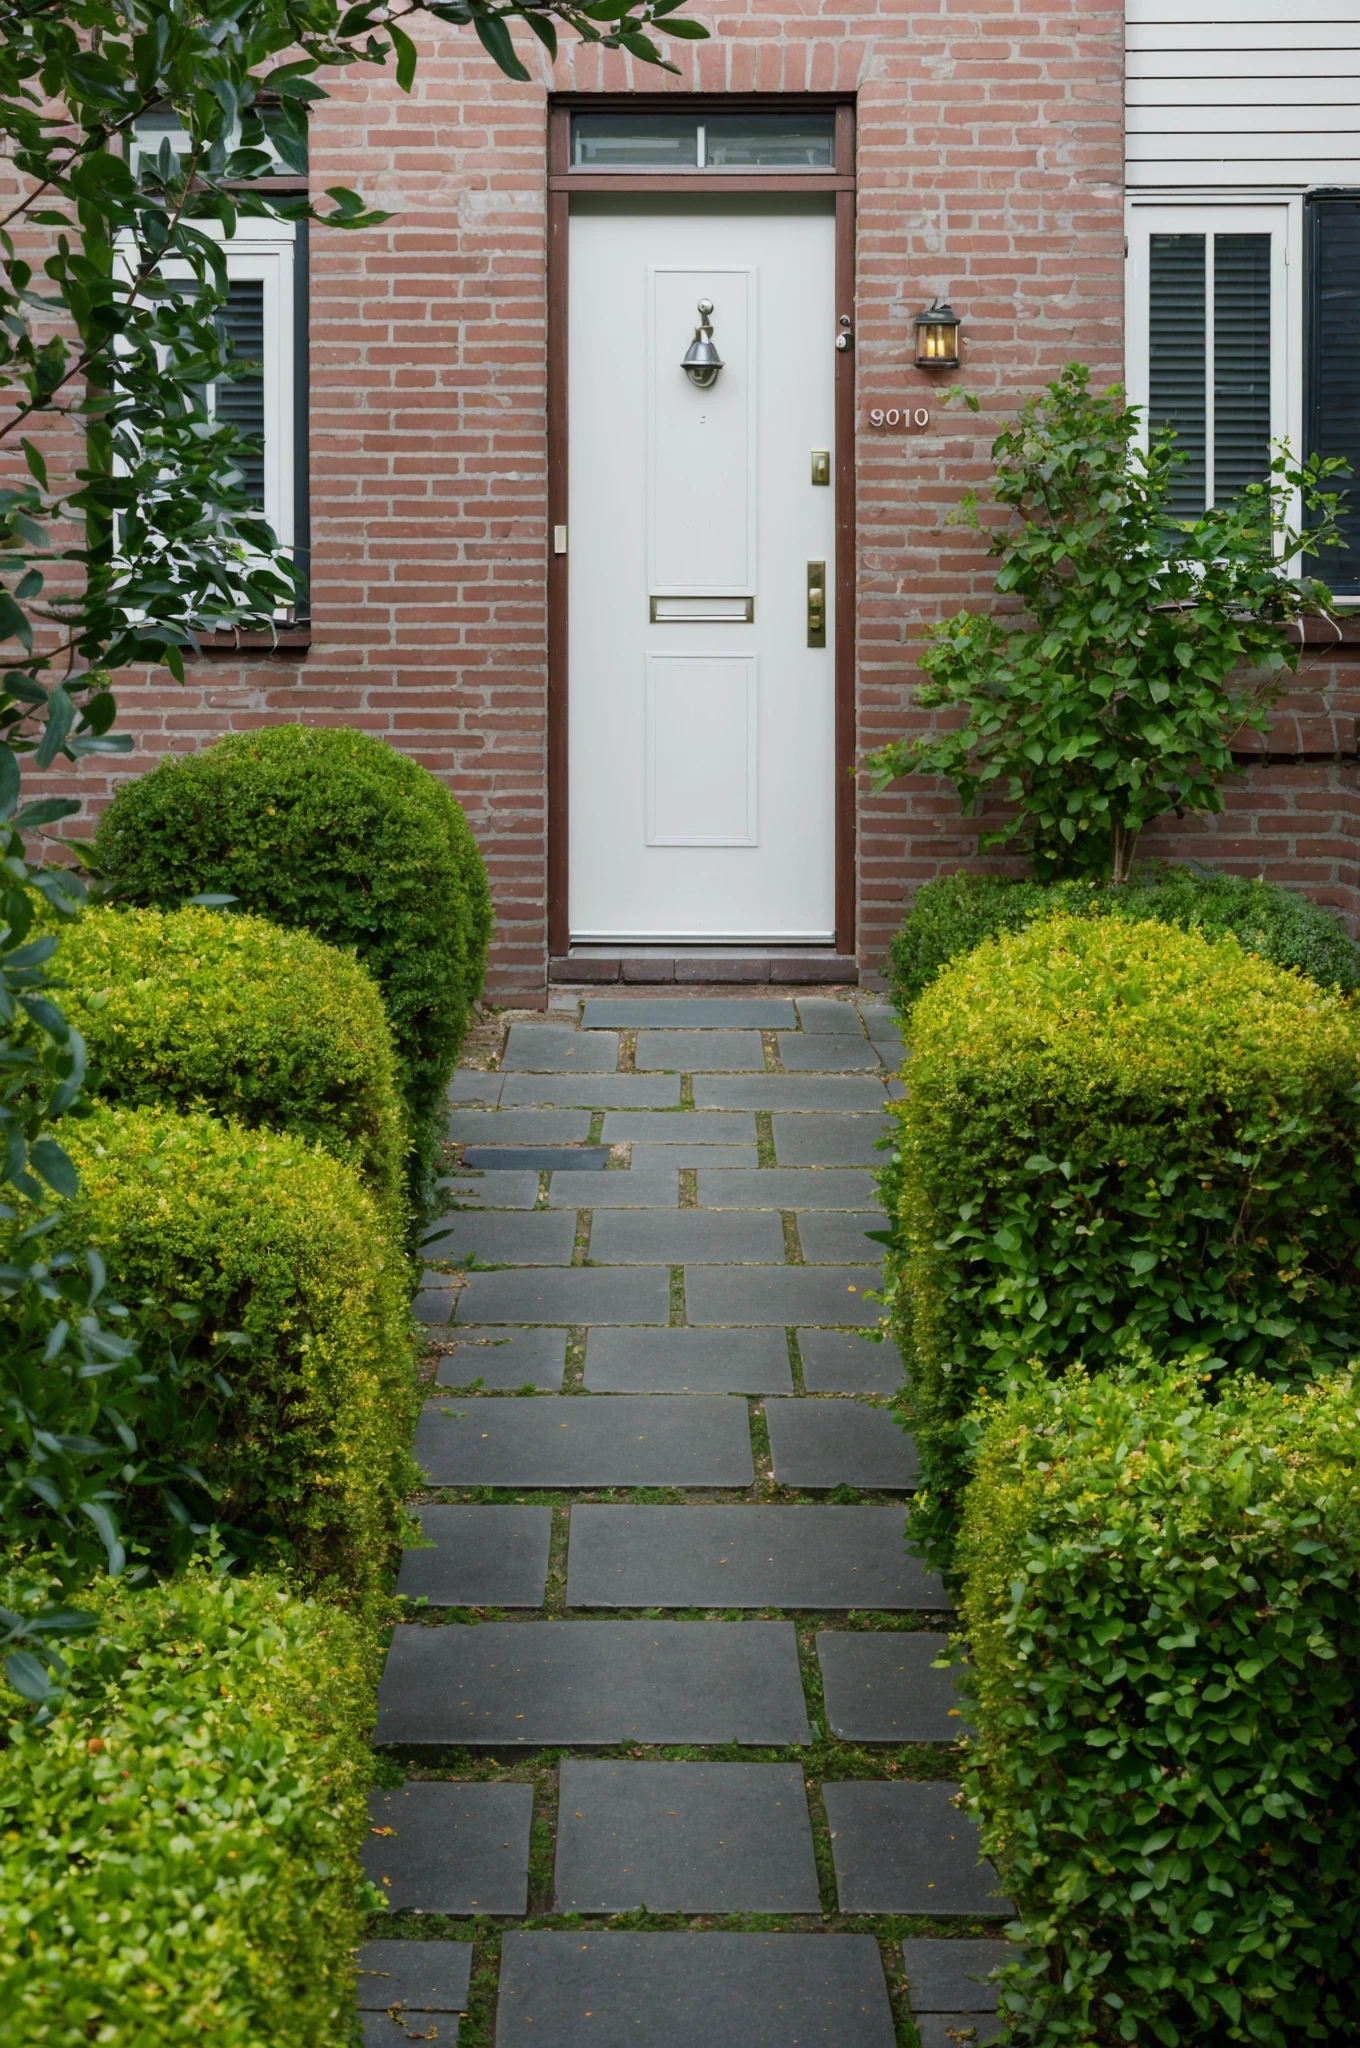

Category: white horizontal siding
[1128, 2, 1360, 186]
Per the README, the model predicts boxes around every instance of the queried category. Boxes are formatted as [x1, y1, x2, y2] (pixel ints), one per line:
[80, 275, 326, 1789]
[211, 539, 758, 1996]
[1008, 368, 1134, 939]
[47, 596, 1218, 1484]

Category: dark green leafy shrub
[65, 1106, 418, 1608]
[57, 903, 409, 1243]
[957, 1369, 1360, 2047]
[887, 868, 1360, 1013]
[0, 1569, 374, 2047]
[92, 725, 493, 1204]
[882, 915, 1360, 1570]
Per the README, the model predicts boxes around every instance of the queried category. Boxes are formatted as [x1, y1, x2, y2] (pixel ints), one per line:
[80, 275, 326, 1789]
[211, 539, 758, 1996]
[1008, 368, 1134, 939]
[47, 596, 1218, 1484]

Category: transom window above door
[570, 109, 835, 170]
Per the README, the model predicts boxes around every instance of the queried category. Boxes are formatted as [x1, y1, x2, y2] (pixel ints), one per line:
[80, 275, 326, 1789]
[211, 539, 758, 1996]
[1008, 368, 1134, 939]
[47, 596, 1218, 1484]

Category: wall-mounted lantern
[914, 298, 961, 369]
[681, 299, 723, 388]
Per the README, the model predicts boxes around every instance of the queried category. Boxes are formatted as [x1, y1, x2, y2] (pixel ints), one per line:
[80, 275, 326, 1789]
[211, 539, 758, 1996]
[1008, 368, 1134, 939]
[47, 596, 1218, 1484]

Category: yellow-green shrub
[65, 1106, 418, 1607]
[957, 1369, 1360, 2046]
[57, 903, 408, 1244]
[0, 1570, 374, 2048]
[882, 916, 1360, 1569]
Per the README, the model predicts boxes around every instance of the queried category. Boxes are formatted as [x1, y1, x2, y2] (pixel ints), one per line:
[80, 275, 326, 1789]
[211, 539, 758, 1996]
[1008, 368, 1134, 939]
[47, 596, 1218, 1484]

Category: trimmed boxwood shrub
[0, 1569, 373, 2047]
[887, 868, 1360, 1014]
[91, 724, 493, 1202]
[56, 903, 409, 1244]
[65, 1106, 418, 1608]
[883, 916, 1360, 1570]
[957, 1369, 1360, 2047]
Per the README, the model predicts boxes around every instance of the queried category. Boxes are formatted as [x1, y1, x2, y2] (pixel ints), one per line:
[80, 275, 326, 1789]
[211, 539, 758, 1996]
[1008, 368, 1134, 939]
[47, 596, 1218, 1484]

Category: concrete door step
[549, 949, 859, 984]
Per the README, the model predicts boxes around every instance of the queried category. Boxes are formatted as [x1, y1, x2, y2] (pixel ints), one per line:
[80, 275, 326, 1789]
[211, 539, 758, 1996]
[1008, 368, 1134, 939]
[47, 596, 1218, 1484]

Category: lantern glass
[914, 301, 961, 368]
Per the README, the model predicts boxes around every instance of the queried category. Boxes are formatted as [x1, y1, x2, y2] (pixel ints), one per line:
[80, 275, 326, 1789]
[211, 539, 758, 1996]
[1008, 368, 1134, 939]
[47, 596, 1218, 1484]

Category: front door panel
[568, 198, 837, 944]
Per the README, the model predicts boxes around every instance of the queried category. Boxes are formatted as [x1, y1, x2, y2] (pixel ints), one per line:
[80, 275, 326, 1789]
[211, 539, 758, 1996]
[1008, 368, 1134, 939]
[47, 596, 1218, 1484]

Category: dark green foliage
[93, 725, 493, 1205]
[0, 1569, 375, 2047]
[881, 915, 1360, 1571]
[863, 365, 1346, 883]
[887, 868, 1360, 1013]
[58, 902, 409, 1243]
[958, 1369, 1360, 2046]
[65, 1105, 418, 1610]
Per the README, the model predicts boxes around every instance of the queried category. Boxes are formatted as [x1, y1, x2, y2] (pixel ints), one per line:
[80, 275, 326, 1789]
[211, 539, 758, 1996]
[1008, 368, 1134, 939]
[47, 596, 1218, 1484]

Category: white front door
[567, 198, 837, 944]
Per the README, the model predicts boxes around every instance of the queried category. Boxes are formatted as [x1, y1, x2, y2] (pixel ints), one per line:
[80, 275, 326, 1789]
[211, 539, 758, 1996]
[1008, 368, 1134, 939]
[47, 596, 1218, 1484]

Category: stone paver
[448, 1070, 504, 1104]
[494, 1931, 895, 2045]
[414, 1395, 753, 1488]
[773, 1115, 892, 1167]
[636, 1029, 766, 1071]
[435, 1328, 568, 1391]
[500, 1074, 682, 1109]
[437, 1171, 540, 1210]
[395, 1505, 552, 1606]
[414, 1279, 457, 1327]
[567, 1506, 948, 1611]
[777, 1035, 884, 1073]
[795, 998, 865, 1034]
[355, 1939, 473, 2011]
[799, 1329, 901, 1395]
[503, 1023, 620, 1071]
[363, 1783, 532, 1913]
[589, 1209, 784, 1264]
[582, 998, 796, 1028]
[449, 1109, 591, 1146]
[863, 1010, 904, 1045]
[765, 1399, 918, 1490]
[462, 1146, 609, 1173]
[685, 1266, 880, 1327]
[822, 1782, 1013, 1916]
[548, 1170, 680, 1208]
[454, 1268, 670, 1324]
[796, 1212, 884, 1264]
[555, 1760, 820, 1912]
[697, 1168, 876, 1209]
[900, 1939, 1009, 2013]
[584, 1328, 792, 1394]
[628, 1143, 759, 1170]
[697, 1076, 890, 1112]
[816, 1633, 970, 1741]
[375, 1622, 811, 1745]
[422, 1211, 577, 1266]
[602, 1110, 756, 1145]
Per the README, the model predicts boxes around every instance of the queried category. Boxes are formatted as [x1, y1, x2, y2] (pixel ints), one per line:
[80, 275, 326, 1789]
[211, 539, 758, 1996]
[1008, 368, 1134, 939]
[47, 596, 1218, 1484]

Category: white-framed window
[153, 218, 301, 554]
[1125, 199, 1301, 518]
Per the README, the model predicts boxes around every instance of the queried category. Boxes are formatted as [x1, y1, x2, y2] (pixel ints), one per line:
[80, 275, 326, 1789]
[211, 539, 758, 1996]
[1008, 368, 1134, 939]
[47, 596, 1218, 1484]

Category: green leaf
[20, 440, 47, 490]
[0, 590, 33, 653]
[388, 21, 419, 92]
[29, 1138, 79, 1200]
[473, 11, 531, 78]
[4, 1650, 56, 1703]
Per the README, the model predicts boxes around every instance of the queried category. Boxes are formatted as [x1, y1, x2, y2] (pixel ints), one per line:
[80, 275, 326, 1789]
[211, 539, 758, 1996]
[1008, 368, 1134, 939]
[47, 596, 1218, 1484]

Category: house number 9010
[867, 407, 931, 429]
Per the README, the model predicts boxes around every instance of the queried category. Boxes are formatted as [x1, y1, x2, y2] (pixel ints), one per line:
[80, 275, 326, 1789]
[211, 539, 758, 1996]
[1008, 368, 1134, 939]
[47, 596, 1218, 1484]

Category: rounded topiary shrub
[0, 1569, 373, 2048]
[56, 904, 408, 1243]
[65, 1105, 418, 1609]
[92, 726, 493, 1202]
[884, 914, 1360, 1568]
[888, 866, 1360, 1014]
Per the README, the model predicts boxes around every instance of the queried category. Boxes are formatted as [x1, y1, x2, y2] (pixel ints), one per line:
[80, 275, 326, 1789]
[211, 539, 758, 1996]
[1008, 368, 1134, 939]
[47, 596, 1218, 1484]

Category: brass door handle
[807, 561, 826, 647]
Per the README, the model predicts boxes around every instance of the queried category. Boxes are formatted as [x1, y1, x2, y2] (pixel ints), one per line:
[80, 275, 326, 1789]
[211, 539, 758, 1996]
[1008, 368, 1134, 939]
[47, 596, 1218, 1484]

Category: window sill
[188, 626, 312, 657]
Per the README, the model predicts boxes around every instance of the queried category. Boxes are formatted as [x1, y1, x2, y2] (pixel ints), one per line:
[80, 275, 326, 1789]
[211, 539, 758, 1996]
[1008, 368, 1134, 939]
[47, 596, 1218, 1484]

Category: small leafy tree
[865, 363, 1348, 883]
[0, 0, 709, 1702]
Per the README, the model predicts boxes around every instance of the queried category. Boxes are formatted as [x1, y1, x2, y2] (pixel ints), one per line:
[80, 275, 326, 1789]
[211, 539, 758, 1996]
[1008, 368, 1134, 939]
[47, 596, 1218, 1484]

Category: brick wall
[65, 0, 1357, 1001]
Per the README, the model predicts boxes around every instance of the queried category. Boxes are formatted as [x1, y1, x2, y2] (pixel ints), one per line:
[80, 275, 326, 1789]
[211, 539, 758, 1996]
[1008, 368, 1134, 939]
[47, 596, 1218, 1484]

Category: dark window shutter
[1308, 196, 1360, 594]
[1149, 233, 1207, 517]
[1213, 233, 1272, 504]
[215, 280, 266, 507]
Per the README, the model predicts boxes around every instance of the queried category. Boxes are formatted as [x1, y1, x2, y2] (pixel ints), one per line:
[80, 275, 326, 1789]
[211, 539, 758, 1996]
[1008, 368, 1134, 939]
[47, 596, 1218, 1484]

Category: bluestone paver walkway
[372, 994, 1003, 2043]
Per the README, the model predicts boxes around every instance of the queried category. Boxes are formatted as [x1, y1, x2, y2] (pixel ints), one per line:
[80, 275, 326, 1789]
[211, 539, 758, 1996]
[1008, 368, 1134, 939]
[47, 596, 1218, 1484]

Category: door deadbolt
[807, 561, 827, 647]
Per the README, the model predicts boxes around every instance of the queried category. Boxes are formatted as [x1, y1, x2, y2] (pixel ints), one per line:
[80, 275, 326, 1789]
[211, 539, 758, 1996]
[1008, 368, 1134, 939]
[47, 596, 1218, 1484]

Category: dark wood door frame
[546, 93, 857, 958]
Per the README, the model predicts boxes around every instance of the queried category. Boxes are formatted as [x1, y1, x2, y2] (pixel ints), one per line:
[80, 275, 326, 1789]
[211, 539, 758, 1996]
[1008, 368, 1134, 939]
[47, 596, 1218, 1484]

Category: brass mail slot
[650, 595, 755, 623]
